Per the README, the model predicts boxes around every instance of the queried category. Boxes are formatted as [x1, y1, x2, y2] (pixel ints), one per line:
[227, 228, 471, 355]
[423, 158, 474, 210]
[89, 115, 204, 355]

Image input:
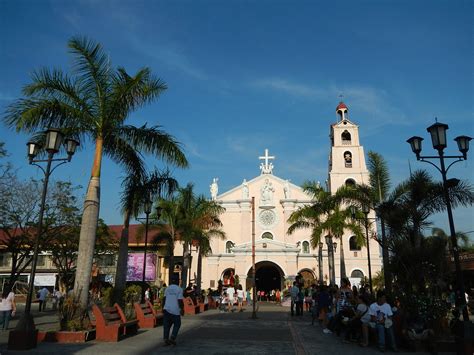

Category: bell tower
[328, 102, 370, 193]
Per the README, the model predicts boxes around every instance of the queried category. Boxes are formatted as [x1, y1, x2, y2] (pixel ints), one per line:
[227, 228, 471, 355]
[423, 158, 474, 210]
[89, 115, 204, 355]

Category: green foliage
[101, 287, 114, 307]
[402, 293, 450, 324]
[124, 284, 141, 305]
[59, 294, 88, 331]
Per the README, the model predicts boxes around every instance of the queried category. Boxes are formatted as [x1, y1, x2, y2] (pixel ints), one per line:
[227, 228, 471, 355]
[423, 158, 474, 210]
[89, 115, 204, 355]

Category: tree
[114, 169, 177, 303]
[152, 195, 183, 285]
[48, 217, 116, 292]
[337, 151, 393, 292]
[4, 37, 188, 307]
[180, 193, 225, 289]
[380, 170, 473, 293]
[287, 181, 364, 283]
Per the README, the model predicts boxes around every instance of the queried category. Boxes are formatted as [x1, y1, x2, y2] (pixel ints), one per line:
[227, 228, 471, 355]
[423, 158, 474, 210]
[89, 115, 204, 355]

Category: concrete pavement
[0, 302, 447, 354]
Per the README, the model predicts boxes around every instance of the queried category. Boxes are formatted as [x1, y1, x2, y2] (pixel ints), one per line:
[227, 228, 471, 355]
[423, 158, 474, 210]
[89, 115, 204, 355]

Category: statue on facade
[242, 179, 249, 199]
[260, 178, 275, 206]
[283, 179, 291, 199]
[210, 178, 218, 200]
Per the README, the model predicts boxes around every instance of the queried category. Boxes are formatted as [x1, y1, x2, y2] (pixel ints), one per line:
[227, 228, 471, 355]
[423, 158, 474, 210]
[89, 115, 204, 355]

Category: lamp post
[318, 242, 324, 283]
[325, 235, 336, 285]
[140, 198, 152, 303]
[138, 202, 162, 304]
[407, 122, 471, 322]
[362, 203, 373, 295]
[9, 129, 78, 350]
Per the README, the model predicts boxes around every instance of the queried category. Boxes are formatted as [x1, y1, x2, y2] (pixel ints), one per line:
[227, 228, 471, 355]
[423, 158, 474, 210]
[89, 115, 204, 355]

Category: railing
[342, 140, 352, 145]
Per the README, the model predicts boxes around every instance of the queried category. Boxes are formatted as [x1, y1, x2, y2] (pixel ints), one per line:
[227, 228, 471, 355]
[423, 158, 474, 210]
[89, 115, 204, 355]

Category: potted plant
[37, 294, 95, 343]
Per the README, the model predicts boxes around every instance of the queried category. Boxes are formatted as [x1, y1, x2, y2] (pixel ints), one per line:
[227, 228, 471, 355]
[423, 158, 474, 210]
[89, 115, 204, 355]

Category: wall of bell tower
[328, 102, 370, 193]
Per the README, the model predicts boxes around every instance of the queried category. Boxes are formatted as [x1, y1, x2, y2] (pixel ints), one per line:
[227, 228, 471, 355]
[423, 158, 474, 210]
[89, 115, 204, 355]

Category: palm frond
[117, 125, 188, 168]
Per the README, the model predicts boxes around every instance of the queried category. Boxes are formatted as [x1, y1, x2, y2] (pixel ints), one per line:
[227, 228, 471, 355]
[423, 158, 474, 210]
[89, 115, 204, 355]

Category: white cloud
[250, 77, 412, 132]
[250, 78, 326, 99]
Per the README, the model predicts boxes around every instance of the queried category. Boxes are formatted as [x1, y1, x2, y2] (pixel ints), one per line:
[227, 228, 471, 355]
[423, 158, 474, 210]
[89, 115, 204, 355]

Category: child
[219, 292, 229, 313]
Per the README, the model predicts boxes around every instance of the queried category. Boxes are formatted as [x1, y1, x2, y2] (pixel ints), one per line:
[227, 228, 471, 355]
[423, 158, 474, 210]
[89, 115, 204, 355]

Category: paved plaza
[0, 303, 448, 355]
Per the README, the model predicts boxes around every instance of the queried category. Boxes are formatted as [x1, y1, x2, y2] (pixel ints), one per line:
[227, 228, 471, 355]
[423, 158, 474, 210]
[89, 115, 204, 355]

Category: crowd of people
[286, 276, 467, 352]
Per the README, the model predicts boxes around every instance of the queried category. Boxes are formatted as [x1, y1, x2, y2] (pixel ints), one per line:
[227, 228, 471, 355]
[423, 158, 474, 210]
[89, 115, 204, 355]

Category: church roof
[336, 101, 348, 111]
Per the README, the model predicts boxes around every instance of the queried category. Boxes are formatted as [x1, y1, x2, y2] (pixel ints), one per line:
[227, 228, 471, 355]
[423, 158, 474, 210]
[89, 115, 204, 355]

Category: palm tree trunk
[74, 138, 103, 308]
[114, 211, 131, 305]
[167, 237, 175, 286]
[196, 247, 202, 294]
[380, 218, 392, 294]
[339, 236, 346, 279]
[74, 176, 100, 308]
[181, 242, 189, 287]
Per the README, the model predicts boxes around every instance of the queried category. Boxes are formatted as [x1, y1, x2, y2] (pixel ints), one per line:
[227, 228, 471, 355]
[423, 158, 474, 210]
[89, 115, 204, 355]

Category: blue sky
[0, 0, 473, 235]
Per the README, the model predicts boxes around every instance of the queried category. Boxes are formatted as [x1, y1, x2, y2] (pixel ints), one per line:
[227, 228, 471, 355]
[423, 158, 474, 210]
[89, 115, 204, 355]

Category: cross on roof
[259, 148, 275, 174]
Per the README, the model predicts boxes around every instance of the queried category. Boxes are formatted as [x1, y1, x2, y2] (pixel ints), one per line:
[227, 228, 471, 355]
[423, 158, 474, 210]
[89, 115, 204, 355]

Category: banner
[127, 253, 156, 281]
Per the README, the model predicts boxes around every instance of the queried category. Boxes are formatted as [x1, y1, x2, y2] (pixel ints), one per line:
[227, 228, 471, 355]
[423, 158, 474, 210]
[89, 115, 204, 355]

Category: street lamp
[407, 122, 471, 322]
[139, 201, 162, 304]
[140, 198, 152, 303]
[325, 235, 336, 285]
[318, 242, 324, 283]
[361, 203, 373, 295]
[9, 128, 78, 351]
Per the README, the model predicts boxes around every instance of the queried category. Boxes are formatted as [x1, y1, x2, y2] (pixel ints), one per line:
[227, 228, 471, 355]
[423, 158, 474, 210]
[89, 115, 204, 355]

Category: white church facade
[190, 102, 382, 291]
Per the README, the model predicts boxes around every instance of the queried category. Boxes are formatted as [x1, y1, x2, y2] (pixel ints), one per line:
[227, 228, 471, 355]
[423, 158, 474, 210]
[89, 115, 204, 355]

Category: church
[191, 102, 382, 292]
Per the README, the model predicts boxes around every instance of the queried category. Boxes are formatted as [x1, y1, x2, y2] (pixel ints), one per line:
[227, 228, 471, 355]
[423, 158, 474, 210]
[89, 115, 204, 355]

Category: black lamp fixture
[454, 136, 472, 159]
[427, 122, 449, 151]
[406, 136, 424, 160]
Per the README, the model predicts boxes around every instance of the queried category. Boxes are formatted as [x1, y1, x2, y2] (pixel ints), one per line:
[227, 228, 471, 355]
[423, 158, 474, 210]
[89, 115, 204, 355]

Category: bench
[133, 301, 163, 328]
[92, 303, 138, 342]
[183, 297, 199, 315]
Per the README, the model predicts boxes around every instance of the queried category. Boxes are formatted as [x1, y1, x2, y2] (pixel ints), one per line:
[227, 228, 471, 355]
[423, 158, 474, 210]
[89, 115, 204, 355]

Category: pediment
[217, 174, 308, 202]
[333, 118, 358, 128]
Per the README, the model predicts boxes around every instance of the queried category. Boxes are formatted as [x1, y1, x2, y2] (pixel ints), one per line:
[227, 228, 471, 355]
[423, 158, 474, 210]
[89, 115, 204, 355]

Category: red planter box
[37, 330, 95, 343]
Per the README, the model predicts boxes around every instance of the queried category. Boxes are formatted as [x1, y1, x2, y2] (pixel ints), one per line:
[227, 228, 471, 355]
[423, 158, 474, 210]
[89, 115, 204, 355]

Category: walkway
[0, 302, 443, 354]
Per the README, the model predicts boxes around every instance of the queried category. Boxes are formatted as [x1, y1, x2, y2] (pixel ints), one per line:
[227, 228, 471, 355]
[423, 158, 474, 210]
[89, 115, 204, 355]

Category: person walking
[38, 287, 49, 312]
[226, 285, 235, 312]
[0, 289, 16, 330]
[163, 277, 184, 346]
[236, 284, 244, 312]
[290, 281, 299, 316]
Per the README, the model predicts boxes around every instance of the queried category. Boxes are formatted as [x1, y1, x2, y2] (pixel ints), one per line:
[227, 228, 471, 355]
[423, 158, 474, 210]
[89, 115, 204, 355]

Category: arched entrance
[246, 261, 284, 292]
[299, 269, 316, 288]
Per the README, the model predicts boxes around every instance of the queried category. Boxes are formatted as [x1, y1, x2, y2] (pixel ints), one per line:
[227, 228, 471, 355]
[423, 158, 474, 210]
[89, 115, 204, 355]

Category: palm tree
[287, 181, 364, 283]
[4, 37, 188, 307]
[114, 169, 178, 303]
[337, 151, 393, 292]
[430, 227, 470, 251]
[184, 195, 225, 291]
[152, 196, 184, 285]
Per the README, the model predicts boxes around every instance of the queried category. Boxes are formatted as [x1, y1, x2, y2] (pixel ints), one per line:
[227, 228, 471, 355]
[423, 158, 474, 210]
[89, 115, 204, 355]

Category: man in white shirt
[369, 291, 397, 352]
[163, 276, 184, 346]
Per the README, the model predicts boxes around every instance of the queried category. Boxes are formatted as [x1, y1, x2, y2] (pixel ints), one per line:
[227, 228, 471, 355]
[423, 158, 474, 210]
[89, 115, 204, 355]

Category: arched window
[225, 241, 235, 253]
[349, 236, 361, 251]
[302, 241, 310, 254]
[351, 269, 364, 278]
[262, 232, 273, 239]
[341, 130, 351, 144]
[344, 151, 352, 168]
[345, 178, 356, 187]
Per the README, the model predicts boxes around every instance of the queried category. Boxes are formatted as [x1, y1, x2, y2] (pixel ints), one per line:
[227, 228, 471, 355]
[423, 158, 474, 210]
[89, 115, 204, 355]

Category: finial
[435, 117, 438, 123]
